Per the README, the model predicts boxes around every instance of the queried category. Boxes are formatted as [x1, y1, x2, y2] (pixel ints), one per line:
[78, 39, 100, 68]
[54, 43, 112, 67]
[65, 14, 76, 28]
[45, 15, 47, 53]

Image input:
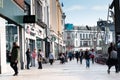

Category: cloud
[91, 5, 108, 11]
[65, 5, 85, 12]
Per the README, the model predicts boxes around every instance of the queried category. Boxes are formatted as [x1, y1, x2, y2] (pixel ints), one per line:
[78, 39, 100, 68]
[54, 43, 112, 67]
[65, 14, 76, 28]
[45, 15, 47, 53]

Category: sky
[59, 0, 113, 26]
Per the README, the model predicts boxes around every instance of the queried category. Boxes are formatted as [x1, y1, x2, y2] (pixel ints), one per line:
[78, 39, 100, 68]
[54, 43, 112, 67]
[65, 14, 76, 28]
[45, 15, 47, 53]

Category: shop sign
[0, 0, 3, 8]
[26, 26, 36, 36]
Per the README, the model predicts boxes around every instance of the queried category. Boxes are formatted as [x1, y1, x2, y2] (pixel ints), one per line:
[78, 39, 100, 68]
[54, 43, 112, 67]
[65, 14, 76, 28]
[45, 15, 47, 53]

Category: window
[80, 41, 82, 46]
[6, 25, 18, 62]
[83, 41, 88, 47]
[80, 34, 82, 39]
[83, 34, 85, 39]
[24, 2, 30, 15]
[35, 0, 43, 21]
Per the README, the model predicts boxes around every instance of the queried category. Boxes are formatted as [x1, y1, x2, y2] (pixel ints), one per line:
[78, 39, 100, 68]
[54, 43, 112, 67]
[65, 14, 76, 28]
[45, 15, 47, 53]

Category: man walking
[10, 42, 19, 76]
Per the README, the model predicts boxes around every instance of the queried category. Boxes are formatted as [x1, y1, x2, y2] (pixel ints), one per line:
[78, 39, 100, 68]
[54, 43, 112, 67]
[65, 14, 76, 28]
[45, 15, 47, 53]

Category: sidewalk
[0, 59, 120, 80]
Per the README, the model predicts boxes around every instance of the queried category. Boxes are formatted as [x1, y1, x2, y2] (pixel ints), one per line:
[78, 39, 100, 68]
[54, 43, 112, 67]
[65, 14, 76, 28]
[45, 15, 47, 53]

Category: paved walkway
[0, 59, 120, 80]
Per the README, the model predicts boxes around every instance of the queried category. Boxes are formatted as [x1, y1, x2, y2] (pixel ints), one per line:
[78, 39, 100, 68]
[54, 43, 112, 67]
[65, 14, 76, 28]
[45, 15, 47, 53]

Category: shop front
[0, 17, 24, 73]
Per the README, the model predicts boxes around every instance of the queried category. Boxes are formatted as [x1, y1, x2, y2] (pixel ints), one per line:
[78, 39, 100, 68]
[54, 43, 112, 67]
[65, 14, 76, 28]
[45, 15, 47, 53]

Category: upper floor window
[35, 0, 43, 21]
[24, 1, 30, 15]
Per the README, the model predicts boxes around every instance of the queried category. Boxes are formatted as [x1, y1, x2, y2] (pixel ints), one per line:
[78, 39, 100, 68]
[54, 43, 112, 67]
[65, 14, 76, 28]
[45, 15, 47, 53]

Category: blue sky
[59, 0, 113, 26]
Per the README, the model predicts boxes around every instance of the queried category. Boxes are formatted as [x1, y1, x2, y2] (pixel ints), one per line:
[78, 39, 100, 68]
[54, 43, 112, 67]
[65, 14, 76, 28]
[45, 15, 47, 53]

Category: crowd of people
[8, 42, 119, 76]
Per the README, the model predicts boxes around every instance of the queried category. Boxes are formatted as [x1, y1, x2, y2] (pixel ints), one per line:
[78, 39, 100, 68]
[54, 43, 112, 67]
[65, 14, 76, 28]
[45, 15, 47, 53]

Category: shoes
[38, 67, 42, 69]
[27, 68, 30, 69]
[107, 70, 110, 74]
[13, 72, 18, 76]
[116, 71, 119, 73]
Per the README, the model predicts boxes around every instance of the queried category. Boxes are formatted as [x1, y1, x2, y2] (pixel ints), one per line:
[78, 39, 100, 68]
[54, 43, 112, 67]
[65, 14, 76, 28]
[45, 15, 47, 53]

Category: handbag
[110, 50, 117, 59]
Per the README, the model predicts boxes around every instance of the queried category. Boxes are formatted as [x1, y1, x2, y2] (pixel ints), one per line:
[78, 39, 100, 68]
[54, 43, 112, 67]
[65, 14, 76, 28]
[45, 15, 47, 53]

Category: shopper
[10, 42, 20, 76]
[31, 48, 37, 67]
[26, 48, 31, 69]
[37, 49, 43, 69]
[79, 49, 84, 64]
[84, 49, 91, 68]
[107, 42, 118, 74]
[49, 52, 54, 65]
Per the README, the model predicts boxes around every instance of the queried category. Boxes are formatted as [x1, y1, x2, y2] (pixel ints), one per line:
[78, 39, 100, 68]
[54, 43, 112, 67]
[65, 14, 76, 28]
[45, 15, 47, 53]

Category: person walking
[10, 42, 20, 76]
[79, 49, 84, 64]
[37, 49, 43, 69]
[107, 42, 118, 74]
[26, 48, 31, 69]
[84, 49, 91, 68]
[31, 48, 37, 67]
[90, 49, 96, 64]
[75, 51, 79, 63]
[49, 52, 54, 65]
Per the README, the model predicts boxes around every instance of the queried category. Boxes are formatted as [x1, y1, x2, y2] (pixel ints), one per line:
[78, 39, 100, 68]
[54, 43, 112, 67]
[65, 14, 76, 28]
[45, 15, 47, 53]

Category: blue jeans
[86, 59, 90, 68]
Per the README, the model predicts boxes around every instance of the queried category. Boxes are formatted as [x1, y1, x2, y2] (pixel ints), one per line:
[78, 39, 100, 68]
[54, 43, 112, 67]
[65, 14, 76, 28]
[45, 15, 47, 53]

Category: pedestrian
[79, 49, 84, 64]
[68, 51, 72, 61]
[59, 53, 65, 64]
[31, 48, 37, 67]
[49, 52, 54, 65]
[26, 48, 31, 69]
[75, 51, 79, 63]
[10, 42, 20, 76]
[90, 49, 96, 64]
[84, 49, 91, 68]
[107, 42, 119, 74]
[37, 49, 43, 69]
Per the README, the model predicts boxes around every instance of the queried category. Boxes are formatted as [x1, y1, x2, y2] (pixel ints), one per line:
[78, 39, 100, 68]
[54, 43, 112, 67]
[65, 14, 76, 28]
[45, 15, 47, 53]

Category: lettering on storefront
[26, 26, 36, 36]
[37, 30, 42, 36]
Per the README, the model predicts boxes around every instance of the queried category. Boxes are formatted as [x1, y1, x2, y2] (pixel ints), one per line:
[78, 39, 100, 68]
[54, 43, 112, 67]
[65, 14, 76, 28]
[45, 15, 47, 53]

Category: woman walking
[37, 49, 43, 69]
[107, 42, 118, 74]
[10, 42, 19, 76]
[26, 48, 31, 69]
[84, 49, 91, 68]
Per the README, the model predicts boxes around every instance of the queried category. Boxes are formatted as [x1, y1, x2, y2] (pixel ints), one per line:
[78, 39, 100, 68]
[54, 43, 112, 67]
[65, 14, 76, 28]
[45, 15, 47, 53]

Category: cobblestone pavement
[0, 59, 120, 80]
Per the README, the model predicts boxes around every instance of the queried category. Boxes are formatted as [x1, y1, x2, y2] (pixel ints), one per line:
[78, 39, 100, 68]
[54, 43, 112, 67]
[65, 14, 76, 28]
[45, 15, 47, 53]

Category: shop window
[6, 25, 18, 62]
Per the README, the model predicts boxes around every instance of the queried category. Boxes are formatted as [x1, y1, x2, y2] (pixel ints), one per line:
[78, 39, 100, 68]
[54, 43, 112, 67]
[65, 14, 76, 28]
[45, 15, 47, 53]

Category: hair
[39, 49, 41, 52]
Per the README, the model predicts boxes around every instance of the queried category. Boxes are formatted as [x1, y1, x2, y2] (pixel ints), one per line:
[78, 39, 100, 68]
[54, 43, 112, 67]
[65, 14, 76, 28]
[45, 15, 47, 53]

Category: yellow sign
[0, 0, 3, 8]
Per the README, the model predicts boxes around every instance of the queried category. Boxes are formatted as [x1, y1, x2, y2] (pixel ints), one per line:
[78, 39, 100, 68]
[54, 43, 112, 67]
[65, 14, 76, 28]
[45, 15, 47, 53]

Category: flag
[61, 2, 64, 7]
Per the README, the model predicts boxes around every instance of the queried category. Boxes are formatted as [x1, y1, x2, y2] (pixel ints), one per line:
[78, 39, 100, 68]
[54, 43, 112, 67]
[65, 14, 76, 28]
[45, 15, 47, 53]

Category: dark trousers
[49, 59, 54, 65]
[27, 58, 30, 69]
[10, 62, 18, 74]
[80, 57, 83, 64]
[38, 62, 42, 69]
[86, 59, 90, 68]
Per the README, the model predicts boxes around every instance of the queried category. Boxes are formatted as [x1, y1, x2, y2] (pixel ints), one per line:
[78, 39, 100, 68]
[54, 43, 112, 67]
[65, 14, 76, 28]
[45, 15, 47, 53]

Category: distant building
[64, 25, 104, 51]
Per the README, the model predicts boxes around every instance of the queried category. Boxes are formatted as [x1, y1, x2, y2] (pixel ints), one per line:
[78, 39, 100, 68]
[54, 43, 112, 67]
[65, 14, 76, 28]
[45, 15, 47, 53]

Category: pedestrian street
[0, 59, 120, 80]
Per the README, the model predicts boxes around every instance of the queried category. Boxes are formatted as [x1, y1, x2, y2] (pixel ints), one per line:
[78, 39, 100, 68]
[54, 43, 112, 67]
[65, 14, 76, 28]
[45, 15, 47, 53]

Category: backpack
[110, 50, 117, 59]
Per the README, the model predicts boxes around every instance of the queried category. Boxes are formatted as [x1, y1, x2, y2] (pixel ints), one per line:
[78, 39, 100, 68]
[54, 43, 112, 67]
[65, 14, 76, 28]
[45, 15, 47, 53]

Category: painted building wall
[0, 17, 7, 73]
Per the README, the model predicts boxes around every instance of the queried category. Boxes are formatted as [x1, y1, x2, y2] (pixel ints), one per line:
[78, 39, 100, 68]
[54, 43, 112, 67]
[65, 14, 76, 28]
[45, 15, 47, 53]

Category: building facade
[64, 25, 104, 52]
[0, 0, 25, 73]
[0, 0, 65, 74]
[49, 0, 65, 59]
